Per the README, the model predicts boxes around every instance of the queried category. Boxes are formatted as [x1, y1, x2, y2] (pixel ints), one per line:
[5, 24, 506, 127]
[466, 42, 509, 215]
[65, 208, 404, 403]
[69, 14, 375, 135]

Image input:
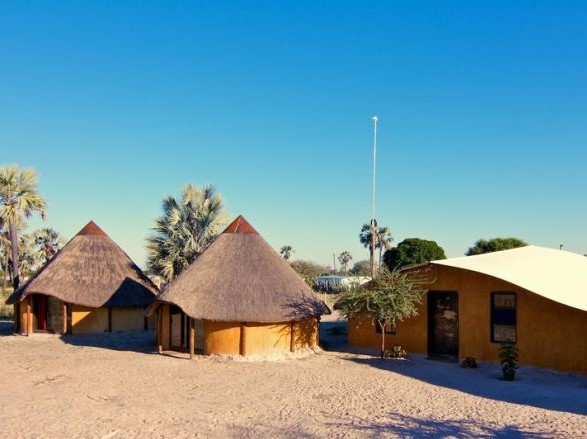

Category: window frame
[490, 291, 517, 343]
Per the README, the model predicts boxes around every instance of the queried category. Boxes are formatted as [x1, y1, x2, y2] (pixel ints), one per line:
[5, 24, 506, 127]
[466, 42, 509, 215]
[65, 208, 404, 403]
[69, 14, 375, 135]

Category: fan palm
[33, 228, 65, 263]
[359, 220, 393, 278]
[0, 165, 47, 289]
[146, 184, 227, 283]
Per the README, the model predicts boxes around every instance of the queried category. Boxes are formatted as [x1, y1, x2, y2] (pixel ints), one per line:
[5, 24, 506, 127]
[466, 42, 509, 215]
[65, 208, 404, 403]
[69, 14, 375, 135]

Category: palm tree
[377, 226, 393, 266]
[359, 221, 377, 278]
[280, 245, 294, 261]
[359, 220, 392, 278]
[337, 251, 352, 274]
[146, 184, 227, 283]
[18, 233, 42, 281]
[33, 227, 65, 263]
[0, 165, 47, 290]
[0, 218, 10, 291]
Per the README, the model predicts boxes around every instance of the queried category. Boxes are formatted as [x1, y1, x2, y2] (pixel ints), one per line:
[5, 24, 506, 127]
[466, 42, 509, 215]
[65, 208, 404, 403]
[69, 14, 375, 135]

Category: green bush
[384, 345, 407, 359]
[461, 356, 478, 368]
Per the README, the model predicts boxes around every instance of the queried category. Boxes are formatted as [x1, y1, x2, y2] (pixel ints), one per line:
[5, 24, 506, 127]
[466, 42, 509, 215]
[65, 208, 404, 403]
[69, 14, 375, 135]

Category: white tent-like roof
[431, 245, 587, 312]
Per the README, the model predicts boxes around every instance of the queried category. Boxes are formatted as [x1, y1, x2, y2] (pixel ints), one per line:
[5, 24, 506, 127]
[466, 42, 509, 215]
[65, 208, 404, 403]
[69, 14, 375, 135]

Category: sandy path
[0, 324, 585, 438]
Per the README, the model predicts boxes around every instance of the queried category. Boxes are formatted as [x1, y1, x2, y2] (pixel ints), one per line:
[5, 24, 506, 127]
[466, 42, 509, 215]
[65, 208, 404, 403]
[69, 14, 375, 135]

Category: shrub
[384, 345, 407, 359]
[461, 356, 478, 368]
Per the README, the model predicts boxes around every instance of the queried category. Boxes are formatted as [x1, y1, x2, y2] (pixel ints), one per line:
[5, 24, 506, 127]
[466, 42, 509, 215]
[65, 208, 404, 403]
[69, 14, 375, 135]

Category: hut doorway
[32, 295, 65, 333]
[169, 305, 188, 351]
[427, 291, 459, 360]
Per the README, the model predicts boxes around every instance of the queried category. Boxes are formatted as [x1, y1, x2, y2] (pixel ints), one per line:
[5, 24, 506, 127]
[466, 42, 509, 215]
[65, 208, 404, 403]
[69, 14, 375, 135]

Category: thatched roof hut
[8, 220, 158, 307]
[154, 215, 328, 321]
[153, 215, 329, 356]
[7, 221, 158, 335]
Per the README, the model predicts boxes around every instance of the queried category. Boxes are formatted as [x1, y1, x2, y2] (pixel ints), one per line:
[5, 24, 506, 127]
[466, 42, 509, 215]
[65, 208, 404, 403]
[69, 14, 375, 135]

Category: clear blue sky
[2, 1, 586, 268]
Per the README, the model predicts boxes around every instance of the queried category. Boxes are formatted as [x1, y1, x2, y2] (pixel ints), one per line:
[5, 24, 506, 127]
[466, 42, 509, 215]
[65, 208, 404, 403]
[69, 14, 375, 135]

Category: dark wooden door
[428, 291, 459, 358]
[34, 295, 48, 331]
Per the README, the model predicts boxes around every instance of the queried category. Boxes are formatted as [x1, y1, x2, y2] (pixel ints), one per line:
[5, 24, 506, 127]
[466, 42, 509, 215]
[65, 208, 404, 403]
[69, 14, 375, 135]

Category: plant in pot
[499, 341, 518, 381]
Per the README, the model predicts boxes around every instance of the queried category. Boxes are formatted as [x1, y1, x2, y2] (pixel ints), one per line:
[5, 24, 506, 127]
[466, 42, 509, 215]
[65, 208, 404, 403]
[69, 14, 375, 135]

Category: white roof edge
[431, 245, 587, 312]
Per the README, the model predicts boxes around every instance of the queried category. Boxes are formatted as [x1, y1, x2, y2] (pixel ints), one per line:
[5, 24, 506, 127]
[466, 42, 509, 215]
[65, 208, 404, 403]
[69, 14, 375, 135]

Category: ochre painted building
[150, 215, 328, 357]
[7, 221, 158, 334]
[349, 246, 587, 375]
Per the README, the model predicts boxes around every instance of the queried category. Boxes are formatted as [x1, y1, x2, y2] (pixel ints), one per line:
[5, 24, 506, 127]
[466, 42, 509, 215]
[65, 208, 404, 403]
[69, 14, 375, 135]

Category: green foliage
[499, 341, 518, 381]
[335, 267, 429, 358]
[349, 260, 371, 276]
[461, 356, 478, 368]
[289, 260, 330, 288]
[384, 345, 407, 359]
[279, 245, 294, 261]
[383, 238, 446, 270]
[146, 184, 227, 283]
[466, 238, 527, 256]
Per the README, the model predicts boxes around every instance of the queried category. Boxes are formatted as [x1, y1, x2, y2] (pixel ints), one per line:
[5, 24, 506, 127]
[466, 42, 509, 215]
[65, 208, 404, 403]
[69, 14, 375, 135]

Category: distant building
[315, 275, 370, 292]
[348, 246, 587, 375]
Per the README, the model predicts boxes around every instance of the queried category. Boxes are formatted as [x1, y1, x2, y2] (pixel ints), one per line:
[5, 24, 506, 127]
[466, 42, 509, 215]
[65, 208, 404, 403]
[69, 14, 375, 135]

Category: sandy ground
[0, 316, 586, 439]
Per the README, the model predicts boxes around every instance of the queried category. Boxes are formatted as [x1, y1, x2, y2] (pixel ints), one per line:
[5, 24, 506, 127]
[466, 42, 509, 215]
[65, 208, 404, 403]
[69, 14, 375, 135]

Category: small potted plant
[499, 341, 518, 381]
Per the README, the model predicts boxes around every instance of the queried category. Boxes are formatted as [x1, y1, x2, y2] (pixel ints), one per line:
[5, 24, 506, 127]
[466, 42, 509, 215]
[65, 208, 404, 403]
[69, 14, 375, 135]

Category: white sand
[0, 319, 585, 438]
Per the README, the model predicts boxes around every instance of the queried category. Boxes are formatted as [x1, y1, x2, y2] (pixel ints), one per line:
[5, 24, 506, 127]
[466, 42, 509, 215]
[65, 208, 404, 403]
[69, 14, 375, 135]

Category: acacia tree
[466, 237, 527, 256]
[384, 238, 446, 270]
[336, 268, 429, 359]
[349, 260, 370, 276]
[146, 184, 227, 283]
[279, 245, 294, 261]
[290, 259, 330, 289]
[337, 251, 352, 274]
[0, 165, 47, 290]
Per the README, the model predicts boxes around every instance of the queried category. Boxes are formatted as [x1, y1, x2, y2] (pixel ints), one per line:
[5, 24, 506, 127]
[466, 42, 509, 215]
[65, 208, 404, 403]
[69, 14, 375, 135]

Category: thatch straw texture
[7, 221, 158, 307]
[155, 215, 329, 322]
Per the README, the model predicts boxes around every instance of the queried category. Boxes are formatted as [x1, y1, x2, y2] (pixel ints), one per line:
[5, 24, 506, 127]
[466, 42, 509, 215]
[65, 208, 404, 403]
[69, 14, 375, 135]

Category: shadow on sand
[343, 352, 587, 417]
[58, 329, 157, 353]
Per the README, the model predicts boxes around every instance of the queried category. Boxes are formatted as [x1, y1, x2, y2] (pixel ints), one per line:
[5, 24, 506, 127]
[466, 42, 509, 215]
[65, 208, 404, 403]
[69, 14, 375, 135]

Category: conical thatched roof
[155, 215, 329, 322]
[6, 221, 158, 307]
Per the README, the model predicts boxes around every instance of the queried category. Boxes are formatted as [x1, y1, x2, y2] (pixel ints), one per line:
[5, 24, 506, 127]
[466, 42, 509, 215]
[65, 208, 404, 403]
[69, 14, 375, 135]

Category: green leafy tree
[336, 267, 429, 359]
[279, 245, 294, 261]
[290, 260, 330, 289]
[383, 238, 446, 270]
[465, 237, 527, 256]
[337, 251, 352, 274]
[33, 227, 65, 263]
[349, 260, 371, 276]
[0, 165, 47, 289]
[146, 184, 227, 283]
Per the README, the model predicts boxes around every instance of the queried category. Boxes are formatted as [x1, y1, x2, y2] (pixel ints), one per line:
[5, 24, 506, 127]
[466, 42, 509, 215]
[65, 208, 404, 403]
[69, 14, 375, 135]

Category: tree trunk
[379, 321, 386, 359]
[9, 219, 19, 290]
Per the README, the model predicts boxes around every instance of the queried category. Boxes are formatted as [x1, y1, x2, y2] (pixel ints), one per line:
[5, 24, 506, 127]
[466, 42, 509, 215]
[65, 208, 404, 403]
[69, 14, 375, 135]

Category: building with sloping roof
[6, 221, 159, 334]
[150, 215, 329, 357]
[348, 246, 587, 374]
